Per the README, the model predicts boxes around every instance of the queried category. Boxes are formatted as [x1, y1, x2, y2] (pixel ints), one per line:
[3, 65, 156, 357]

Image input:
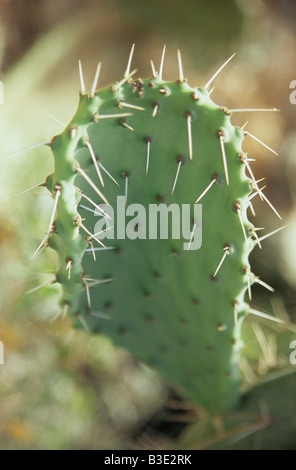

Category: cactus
[31, 46, 288, 412]
[175, 370, 296, 450]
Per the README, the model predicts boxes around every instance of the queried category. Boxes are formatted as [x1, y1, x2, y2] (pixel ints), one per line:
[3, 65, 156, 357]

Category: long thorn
[152, 102, 159, 117]
[77, 315, 91, 334]
[85, 140, 104, 187]
[248, 185, 267, 201]
[31, 234, 50, 260]
[4, 141, 51, 157]
[195, 175, 217, 203]
[79, 204, 96, 214]
[86, 239, 96, 261]
[98, 162, 120, 187]
[234, 202, 247, 241]
[186, 112, 193, 160]
[90, 311, 113, 320]
[11, 182, 45, 199]
[257, 225, 288, 244]
[145, 137, 152, 175]
[111, 69, 137, 92]
[208, 86, 215, 97]
[85, 246, 116, 253]
[230, 108, 279, 113]
[90, 62, 101, 97]
[80, 193, 111, 219]
[26, 279, 54, 295]
[177, 49, 185, 83]
[118, 100, 145, 111]
[242, 156, 263, 201]
[172, 157, 184, 194]
[120, 119, 134, 131]
[245, 270, 252, 301]
[93, 226, 113, 238]
[78, 60, 86, 94]
[204, 53, 236, 90]
[124, 44, 135, 79]
[123, 173, 129, 205]
[260, 191, 282, 220]
[244, 130, 278, 156]
[159, 45, 166, 81]
[213, 245, 231, 278]
[48, 189, 62, 232]
[249, 226, 262, 249]
[248, 200, 256, 217]
[95, 112, 132, 120]
[79, 221, 106, 248]
[86, 277, 114, 288]
[50, 303, 69, 323]
[49, 114, 66, 127]
[254, 276, 275, 293]
[217, 130, 229, 185]
[85, 282, 91, 308]
[150, 60, 157, 78]
[186, 222, 197, 251]
[66, 259, 73, 280]
[251, 322, 269, 364]
[248, 308, 284, 325]
[76, 166, 109, 204]
[31, 188, 61, 259]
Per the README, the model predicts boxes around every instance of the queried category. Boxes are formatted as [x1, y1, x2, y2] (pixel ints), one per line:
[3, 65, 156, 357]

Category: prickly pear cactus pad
[35, 47, 283, 411]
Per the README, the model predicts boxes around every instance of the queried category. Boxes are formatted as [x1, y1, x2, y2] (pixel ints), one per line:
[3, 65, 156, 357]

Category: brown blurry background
[0, 0, 295, 449]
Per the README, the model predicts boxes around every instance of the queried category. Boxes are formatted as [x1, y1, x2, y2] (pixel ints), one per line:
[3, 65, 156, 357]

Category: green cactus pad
[43, 54, 261, 411]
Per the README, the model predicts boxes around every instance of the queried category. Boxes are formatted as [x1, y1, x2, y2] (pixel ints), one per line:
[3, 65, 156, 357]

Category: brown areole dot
[105, 302, 113, 311]
[118, 326, 127, 336]
[216, 128, 225, 139]
[221, 107, 231, 116]
[144, 314, 154, 323]
[177, 155, 185, 165]
[69, 126, 78, 139]
[190, 92, 200, 101]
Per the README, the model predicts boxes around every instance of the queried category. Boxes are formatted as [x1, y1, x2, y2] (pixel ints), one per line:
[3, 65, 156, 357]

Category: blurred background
[0, 0, 296, 449]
